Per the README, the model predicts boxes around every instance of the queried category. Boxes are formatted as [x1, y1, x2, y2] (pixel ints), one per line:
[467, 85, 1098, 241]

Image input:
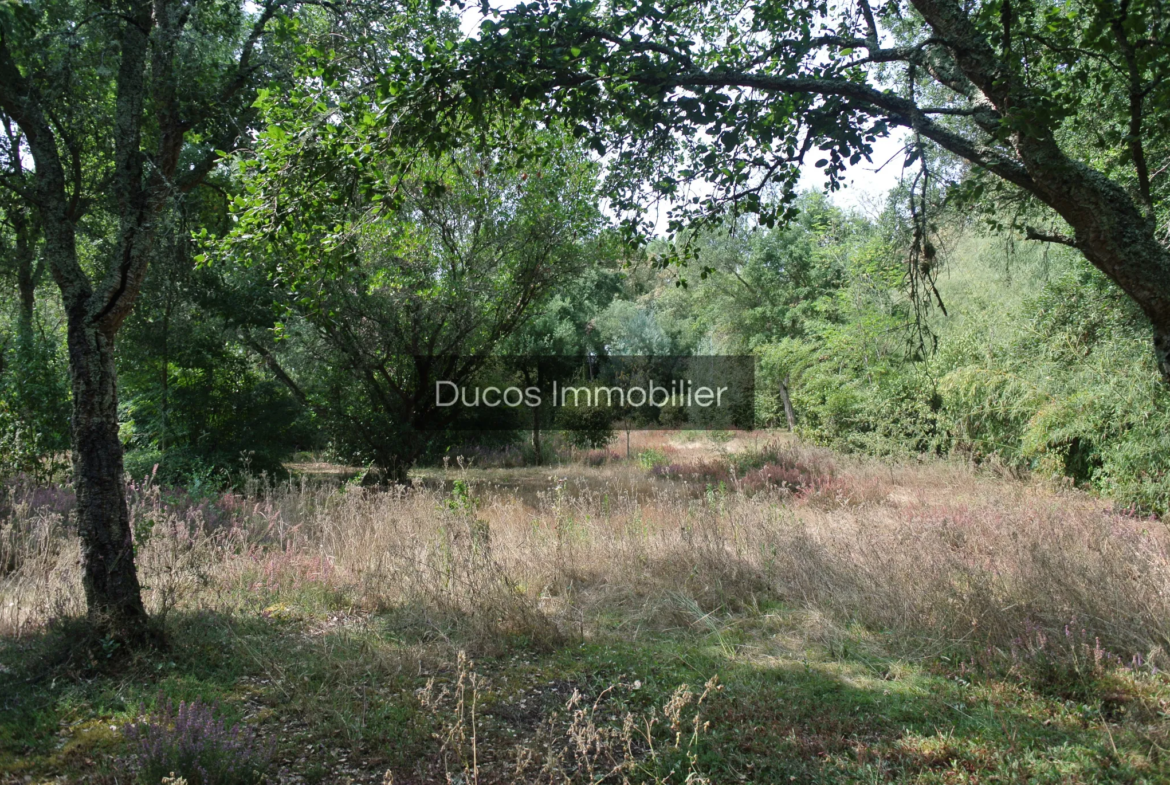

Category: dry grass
[6, 434, 1170, 782]
[4, 435, 1168, 669]
[415, 651, 719, 785]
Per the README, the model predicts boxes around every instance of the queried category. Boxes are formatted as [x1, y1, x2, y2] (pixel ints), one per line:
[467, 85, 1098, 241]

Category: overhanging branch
[1024, 226, 1080, 248]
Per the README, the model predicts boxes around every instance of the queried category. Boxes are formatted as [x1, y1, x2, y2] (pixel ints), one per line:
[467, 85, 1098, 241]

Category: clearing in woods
[2, 431, 1169, 783]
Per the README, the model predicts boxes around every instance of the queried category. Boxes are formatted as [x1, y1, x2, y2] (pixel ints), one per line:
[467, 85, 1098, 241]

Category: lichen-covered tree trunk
[67, 315, 149, 636]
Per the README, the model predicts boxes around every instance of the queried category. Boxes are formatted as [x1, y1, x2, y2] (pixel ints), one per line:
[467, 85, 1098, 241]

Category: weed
[121, 694, 272, 785]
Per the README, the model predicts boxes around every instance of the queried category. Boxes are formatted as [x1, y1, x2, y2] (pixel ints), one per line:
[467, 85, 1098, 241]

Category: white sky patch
[799, 131, 910, 218]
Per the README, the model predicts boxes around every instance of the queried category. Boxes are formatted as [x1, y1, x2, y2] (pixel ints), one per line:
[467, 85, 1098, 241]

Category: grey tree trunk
[778, 376, 796, 431]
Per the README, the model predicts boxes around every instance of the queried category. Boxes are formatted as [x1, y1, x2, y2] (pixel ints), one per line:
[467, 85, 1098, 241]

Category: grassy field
[3, 433, 1170, 783]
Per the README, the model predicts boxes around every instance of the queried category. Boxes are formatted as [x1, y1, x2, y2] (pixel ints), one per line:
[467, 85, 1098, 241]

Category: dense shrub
[760, 240, 1170, 515]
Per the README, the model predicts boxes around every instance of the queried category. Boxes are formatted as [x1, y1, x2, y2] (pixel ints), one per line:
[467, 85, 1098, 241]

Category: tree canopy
[382, 0, 1170, 380]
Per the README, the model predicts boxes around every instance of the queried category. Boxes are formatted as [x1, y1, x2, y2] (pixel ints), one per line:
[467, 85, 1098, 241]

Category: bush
[651, 459, 731, 485]
[557, 402, 616, 449]
[121, 696, 272, 785]
[637, 447, 669, 469]
[763, 247, 1170, 515]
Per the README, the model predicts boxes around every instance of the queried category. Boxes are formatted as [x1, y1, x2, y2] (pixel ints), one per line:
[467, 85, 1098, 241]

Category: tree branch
[0, 36, 92, 308]
[1024, 226, 1080, 248]
[651, 70, 1037, 195]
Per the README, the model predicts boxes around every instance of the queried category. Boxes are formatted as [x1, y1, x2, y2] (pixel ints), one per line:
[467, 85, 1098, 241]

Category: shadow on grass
[1, 608, 1165, 784]
[0, 609, 437, 782]
[530, 634, 1165, 784]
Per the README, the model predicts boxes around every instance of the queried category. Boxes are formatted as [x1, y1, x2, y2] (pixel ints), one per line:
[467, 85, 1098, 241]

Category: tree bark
[0, 36, 154, 640]
[778, 376, 796, 431]
[68, 315, 149, 635]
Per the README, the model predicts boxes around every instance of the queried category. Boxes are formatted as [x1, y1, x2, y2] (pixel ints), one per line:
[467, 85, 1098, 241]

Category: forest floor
[3, 432, 1170, 784]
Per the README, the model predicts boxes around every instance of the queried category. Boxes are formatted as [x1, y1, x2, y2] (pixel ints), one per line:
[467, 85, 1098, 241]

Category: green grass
[3, 596, 1167, 783]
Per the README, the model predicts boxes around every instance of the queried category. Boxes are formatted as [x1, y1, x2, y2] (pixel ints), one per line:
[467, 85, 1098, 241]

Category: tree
[499, 247, 624, 462]
[219, 129, 603, 482]
[656, 193, 860, 427]
[390, 0, 1170, 383]
[0, 0, 302, 641]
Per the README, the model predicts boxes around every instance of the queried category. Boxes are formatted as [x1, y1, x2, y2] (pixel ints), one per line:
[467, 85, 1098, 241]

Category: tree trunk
[909, 0, 1170, 384]
[67, 314, 150, 640]
[366, 449, 416, 486]
[778, 376, 796, 431]
[14, 209, 37, 334]
[1, 0, 283, 647]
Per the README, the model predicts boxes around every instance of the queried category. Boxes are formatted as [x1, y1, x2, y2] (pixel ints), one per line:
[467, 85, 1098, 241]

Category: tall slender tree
[0, 0, 299, 641]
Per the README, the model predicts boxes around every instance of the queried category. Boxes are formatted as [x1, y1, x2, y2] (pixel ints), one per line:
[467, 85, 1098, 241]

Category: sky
[455, 5, 910, 230]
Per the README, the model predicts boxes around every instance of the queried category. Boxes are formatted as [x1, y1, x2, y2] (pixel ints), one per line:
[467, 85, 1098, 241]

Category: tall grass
[2, 442, 1168, 671]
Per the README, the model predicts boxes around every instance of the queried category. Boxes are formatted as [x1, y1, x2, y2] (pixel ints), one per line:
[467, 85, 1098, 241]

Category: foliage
[768, 230, 1170, 513]
[557, 387, 618, 449]
[119, 204, 312, 487]
[0, 326, 70, 484]
[648, 194, 1169, 512]
[121, 695, 272, 785]
[119, 324, 311, 487]
[933, 252, 1170, 512]
[383, 0, 1170, 388]
[212, 72, 606, 480]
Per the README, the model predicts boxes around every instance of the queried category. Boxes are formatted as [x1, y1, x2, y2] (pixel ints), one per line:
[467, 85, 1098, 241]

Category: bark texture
[68, 317, 148, 631]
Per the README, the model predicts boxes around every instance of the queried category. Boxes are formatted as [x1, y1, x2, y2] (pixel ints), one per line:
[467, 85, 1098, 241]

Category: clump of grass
[414, 651, 719, 784]
[121, 694, 272, 785]
[581, 448, 621, 466]
[984, 617, 1144, 704]
[637, 448, 671, 470]
[650, 459, 731, 485]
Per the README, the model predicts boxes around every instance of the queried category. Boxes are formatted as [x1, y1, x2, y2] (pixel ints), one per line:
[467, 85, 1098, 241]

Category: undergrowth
[3, 435, 1170, 782]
